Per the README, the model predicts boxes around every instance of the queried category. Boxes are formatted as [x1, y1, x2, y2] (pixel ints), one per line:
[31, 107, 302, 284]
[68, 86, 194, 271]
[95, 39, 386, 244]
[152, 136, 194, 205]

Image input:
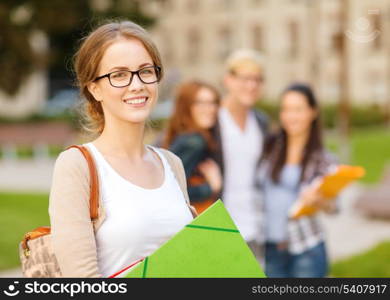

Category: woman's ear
[87, 82, 103, 102]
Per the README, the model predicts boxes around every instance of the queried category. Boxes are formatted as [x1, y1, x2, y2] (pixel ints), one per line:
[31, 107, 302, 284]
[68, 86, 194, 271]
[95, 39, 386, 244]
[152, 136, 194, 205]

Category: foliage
[0, 0, 155, 96]
[256, 101, 388, 129]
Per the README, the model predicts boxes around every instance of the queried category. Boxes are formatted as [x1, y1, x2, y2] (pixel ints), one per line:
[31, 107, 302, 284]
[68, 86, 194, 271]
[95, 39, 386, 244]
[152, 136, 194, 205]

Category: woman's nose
[127, 74, 145, 92]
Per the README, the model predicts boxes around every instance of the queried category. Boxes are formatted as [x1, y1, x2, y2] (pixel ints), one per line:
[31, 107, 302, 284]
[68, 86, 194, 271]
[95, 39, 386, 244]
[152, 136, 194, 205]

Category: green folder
[122, 200, 266, 278]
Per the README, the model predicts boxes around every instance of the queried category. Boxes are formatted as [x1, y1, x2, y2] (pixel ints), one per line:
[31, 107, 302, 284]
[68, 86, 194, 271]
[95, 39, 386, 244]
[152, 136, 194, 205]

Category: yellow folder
[289, 165, 365, 219]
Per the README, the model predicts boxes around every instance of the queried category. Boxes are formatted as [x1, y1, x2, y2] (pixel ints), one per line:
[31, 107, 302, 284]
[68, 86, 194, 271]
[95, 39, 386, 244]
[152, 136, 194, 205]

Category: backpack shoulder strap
[66, 145, 99, 221]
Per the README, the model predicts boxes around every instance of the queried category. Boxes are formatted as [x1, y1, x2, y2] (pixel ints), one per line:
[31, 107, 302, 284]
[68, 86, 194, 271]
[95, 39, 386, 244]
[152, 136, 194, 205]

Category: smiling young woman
[48, 21, 195, 278]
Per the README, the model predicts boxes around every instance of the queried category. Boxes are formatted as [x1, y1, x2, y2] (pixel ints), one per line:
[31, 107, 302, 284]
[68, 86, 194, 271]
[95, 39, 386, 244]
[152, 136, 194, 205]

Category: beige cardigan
[48, 146, 191, 278]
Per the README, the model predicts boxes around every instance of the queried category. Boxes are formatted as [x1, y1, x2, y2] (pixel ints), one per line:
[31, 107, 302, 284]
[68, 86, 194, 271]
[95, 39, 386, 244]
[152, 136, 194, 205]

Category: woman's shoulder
[153, 147, 186, 180]
[304, 149, 339, 181]
[53, 146, 89, 175]
[171, 132, 207, 149]
[56, 146, 87, 163]
[153, 147, 181, 164]
[313, 149, 339, 165]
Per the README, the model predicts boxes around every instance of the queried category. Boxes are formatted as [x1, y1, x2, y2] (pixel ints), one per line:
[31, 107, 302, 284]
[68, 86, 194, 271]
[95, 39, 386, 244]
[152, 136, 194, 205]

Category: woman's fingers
[198, 159, 215, 172]
[189, 205, 198, 217]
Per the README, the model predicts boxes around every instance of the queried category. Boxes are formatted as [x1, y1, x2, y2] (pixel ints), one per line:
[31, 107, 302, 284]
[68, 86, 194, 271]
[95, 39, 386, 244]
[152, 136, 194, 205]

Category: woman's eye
[112, 71, 128, 78]
[140, 68, 154, 76]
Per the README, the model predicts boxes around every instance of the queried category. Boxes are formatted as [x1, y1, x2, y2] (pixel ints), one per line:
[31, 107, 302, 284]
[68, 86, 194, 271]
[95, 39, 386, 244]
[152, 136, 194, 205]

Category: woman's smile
[123, 96, 149, 108]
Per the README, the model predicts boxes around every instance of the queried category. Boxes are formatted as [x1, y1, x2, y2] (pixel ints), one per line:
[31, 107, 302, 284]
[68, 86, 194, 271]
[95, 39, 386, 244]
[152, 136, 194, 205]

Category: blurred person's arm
[300, 178, 338, 213]
[198, 158, 222, 195]
[300, 151, 340, 215]
[169, 134, 215, 202]
[187, 185, 213, 202]
[49, 148, 102, 278]
[169, 133, 206, 177]
[318, 151, 340, 214]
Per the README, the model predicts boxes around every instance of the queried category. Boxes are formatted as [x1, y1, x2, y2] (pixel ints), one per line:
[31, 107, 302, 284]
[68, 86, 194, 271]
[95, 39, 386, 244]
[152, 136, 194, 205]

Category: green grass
[350, 127, 390, 184]
[325, 127, 390, 184]
[330, 241, 390, 277]
[0, 192, 49, 270]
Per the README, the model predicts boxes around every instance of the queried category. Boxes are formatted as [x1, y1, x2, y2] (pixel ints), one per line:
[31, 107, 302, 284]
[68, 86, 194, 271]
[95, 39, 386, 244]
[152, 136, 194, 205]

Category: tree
[0, 0, 155, 97]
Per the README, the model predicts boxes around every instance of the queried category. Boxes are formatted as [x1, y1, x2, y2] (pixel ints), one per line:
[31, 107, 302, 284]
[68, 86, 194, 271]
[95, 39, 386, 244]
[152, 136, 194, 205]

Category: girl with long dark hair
[257, 83, 337, 277]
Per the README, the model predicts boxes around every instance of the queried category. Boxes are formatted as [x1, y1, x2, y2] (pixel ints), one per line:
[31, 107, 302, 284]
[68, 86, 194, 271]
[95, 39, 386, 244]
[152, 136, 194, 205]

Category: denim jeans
[248, 240, 266, 269]
[265, 241, 328, 278]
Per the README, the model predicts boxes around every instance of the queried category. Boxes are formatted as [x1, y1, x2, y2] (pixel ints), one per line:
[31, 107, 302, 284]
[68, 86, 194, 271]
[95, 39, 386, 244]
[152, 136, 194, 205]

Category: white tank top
[85, 143, 193, 277]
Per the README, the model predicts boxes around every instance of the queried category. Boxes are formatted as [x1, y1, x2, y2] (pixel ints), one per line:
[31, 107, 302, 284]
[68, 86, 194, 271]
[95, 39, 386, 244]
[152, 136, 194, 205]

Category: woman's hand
[189, 205, 198, 218]
[198, 159, 222, 194]
[300, 179, 330, 211]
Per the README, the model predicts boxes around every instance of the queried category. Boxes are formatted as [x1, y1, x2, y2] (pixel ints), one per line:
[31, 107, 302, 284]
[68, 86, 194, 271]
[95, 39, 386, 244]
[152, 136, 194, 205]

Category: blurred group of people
[44, 21, 341, 279]
[159, 49, 338, 278]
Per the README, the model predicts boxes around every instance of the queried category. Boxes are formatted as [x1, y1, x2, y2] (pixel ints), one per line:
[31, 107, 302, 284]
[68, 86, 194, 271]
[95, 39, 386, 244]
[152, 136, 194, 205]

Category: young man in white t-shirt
[212, 49, 269, 263]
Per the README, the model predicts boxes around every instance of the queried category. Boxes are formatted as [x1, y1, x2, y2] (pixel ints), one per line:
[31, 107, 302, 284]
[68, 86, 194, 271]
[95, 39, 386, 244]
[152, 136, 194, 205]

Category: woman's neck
[286, 131, 309, 164]
[93, 117, 146, 160]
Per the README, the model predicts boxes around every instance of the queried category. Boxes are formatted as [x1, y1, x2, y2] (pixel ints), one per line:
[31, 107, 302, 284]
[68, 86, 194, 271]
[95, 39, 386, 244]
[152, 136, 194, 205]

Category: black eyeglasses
[94, 65, 162, 88]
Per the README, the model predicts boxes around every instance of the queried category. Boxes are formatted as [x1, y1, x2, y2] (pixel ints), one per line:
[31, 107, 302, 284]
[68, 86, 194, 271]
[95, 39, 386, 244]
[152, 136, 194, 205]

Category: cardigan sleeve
[48, 148, 102, 278]
[169, 134, 213, 201]
[169, 133, 207, 178]
[187, 184, 213, 203]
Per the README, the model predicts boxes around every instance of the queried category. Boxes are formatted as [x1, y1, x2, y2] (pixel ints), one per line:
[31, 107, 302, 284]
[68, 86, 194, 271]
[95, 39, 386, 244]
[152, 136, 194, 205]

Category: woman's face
[279, 91, 317, 137]
[88, 38, 158, 125]
[190, 87, 219, 129]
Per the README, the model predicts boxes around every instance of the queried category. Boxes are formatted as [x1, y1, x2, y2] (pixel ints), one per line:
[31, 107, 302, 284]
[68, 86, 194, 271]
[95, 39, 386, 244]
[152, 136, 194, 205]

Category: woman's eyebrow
[108, 63, 153, 72]
[107, 66, 128, 72]
[139, 62, 153, 68]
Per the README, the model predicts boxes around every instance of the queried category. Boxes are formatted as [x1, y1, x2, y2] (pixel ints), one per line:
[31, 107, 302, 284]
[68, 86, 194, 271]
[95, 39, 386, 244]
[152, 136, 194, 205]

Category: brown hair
[163, 80, 220, 151]
[73, 20, 163, 137]
[263, 83, 323, 184]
